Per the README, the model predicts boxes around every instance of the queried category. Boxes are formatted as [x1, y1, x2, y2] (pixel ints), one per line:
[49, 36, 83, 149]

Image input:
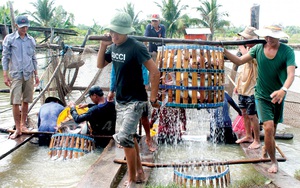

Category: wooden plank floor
[0, 134, 34, 160]
[240, 143, 300, 187]
[116, 136, 154, 188]
[77, 136, 154, 188]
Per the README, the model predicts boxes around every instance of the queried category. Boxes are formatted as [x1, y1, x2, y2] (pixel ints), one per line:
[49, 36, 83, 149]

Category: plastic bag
[232, 115, 245, 137]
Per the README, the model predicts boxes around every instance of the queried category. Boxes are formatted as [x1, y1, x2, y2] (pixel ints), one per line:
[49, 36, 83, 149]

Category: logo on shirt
[112, 52, 126, 62]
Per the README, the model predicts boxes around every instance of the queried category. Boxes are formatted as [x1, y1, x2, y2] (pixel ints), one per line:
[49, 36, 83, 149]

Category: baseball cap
[85, 85, 104, 98]
[105, 12, 135, 35]
[150, 14, 160, 21]
[15, 15, 30, 28]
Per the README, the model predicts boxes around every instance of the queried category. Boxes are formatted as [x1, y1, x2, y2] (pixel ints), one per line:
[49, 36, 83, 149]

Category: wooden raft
[240, 143, 300, 187]
[77, 136, 153, 188]
[0, 134, 34, 160]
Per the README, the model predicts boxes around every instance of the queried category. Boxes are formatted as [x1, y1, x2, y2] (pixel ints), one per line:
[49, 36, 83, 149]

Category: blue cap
[85, 85, 104, 98]
[15, 15, 30, 28]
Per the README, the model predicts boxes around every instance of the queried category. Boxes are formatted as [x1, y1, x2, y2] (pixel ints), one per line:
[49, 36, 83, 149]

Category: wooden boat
[240, 143, 300, 187]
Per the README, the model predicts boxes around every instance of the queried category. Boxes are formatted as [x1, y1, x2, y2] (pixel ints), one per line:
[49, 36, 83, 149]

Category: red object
[232, 115, 245, 136]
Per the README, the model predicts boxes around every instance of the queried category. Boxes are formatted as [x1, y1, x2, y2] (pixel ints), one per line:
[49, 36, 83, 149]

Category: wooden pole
[113, 157, 286, 168]
[89, 35, 288, 45]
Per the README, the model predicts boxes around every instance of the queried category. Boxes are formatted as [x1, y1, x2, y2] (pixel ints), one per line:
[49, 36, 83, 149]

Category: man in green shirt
[224, 25, 297, 173]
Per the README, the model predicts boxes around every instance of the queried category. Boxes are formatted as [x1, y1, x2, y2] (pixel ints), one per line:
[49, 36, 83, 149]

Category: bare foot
[9, 131, 22, 139]
[262, 146, 268, 158]
[248, 141, 261, 149]
[21, 126, 29, 132]
[124, 180, 136, 188]
[117, 144, 123, 149]
[268, 162, 278, 173]
[145, 138, 157, 152]
[235, 136, 253, 144]
[136, 170, 145, 184]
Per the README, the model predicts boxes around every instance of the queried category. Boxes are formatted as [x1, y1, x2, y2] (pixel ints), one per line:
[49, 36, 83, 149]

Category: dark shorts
[256, 98, 284, 124]
[238, 95, 257, 115]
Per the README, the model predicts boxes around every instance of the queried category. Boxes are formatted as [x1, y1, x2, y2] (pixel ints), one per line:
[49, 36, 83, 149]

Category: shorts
[238, 95, 257, 115]
[10, 76, 34, 105]
[142, 102, 150, 117]
[255, 98, 284, 124]
[113, 101, 147, 148]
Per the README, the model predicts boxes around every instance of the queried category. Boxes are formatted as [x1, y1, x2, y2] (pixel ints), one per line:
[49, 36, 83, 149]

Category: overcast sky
[2, 0, 300, 27]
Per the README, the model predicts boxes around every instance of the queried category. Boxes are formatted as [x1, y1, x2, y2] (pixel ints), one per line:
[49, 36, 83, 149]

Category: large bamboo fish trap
[173, 160, 230, 188]
[49, 133, 95, 160]
[155, 45, 225, 109]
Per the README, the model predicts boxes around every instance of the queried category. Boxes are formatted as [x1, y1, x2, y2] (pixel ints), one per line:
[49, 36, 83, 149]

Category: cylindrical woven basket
[155, 45, 225, 109]
[49, 133, 95, 159]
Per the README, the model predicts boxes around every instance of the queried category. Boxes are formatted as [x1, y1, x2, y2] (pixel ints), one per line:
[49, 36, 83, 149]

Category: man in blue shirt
[144, 14, 166, 53]
[1, 15, 40, 139]
[38, 97, 65, 146]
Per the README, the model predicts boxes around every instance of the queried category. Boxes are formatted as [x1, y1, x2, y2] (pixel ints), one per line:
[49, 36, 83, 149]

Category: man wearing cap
[1, 15, 39, 139]
[37, 97, 65, 146]
[224, 25, 297, 173]
[234, 26, 261, 150]
[97, 12, 160, 187]
[68, 85, 116, 147]
[144, 14, 166, 53]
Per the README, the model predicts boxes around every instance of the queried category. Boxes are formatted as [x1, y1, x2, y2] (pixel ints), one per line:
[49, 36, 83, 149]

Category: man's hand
[107, 91, 115, 102]
[270, 89, 286, 104]
[3, 75, 11, 87]
[68, 101, 75, 108]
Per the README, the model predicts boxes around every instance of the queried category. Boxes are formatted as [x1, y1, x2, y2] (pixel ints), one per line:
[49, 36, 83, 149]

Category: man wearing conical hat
[97, 12, 160, 187]
[224, 24, 297, 173]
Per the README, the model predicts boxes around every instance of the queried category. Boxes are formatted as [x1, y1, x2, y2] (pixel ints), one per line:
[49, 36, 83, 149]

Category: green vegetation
[295, 169, 300, 180]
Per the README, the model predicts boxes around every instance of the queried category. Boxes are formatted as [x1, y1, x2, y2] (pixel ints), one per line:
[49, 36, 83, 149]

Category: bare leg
[236, 110, 253, 143]
[248, 114, 261, 149]
[10, 104, 22, 139]
[124, 146, 137, 184]
[141, 116, 156, 152]
[20, 102, 29, 131]
[263, 121, 278, 173]
[134, 138, 145, 183]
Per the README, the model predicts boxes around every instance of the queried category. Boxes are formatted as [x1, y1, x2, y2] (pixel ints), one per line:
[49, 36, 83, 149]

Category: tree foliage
[155, 0, 188, 38]
[194, 0, 230, 40]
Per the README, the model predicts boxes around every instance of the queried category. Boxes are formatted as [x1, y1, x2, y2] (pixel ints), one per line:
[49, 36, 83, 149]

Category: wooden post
[176, 48, 182, 104]
[74, 136, 80, 158]
[8, 1, 16, 32]
[80, 137, 85, 156]
[191, 49, 197, 103]
[63, 136, 70, 159]
[199, 48, 205, 103]
[206, 48, 212, 103]
[69, 136, 75, 159]
[212, 48, 217, 103]
[183, 49, 189, 104]
[162, 49, 169, 101]
[168, 49, 175, 102]
[251, 4, 260, 29]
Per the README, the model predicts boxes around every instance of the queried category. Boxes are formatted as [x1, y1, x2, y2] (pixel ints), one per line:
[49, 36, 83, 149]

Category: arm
[143, 58, 160, 106]
[223, 48, 253, 66]
[225, 93, 242, 115]
[108, 64, 116, 101]
[97, 36, 112, 69]
[270, 65, 296, 104]
[142, 64, 149, 86]
[1, 37, 11, 87]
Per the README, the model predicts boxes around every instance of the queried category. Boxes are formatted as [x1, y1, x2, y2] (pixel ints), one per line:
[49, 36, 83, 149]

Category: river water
[0, 50, 299, 187]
